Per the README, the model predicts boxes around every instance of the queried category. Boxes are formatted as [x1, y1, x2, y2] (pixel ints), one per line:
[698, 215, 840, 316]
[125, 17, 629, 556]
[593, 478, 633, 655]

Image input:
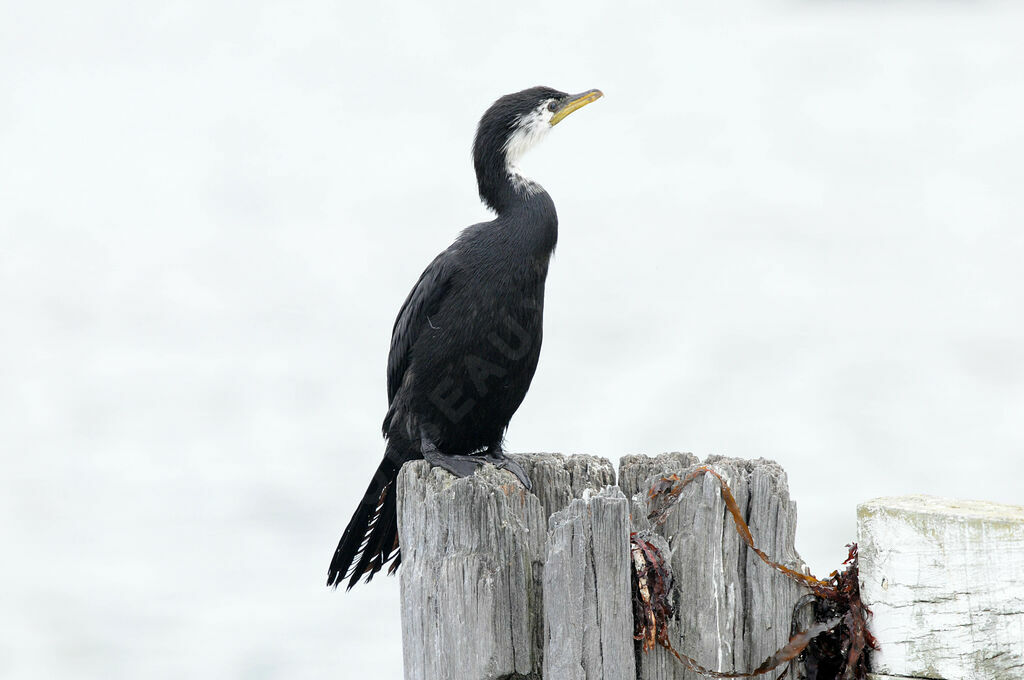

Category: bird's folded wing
[384, 249, 457, 429]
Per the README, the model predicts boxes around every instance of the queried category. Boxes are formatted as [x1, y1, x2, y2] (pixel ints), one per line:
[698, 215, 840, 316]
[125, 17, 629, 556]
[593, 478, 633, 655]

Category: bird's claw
[486, 454, 533, 492]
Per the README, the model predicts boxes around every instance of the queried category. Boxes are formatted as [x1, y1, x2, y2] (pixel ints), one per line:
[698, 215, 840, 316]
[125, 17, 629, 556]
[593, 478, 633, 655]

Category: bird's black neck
[499, 186, 558, 256]
[475, 149, 538, 215]
[473, 138, 558, 255]
[471, 162, 554, 254]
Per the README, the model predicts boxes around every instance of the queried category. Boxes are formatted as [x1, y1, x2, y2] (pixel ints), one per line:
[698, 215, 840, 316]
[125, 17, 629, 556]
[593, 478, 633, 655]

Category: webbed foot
[420, 429, 533, 491]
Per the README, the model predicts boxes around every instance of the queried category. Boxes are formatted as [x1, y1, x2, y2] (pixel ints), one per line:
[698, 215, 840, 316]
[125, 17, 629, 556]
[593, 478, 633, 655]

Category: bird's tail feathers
[327, 440, 413, 590]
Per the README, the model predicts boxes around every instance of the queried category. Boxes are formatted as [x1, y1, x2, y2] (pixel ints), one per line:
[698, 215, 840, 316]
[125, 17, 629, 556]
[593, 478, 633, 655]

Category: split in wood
[634, 466, 878, 680]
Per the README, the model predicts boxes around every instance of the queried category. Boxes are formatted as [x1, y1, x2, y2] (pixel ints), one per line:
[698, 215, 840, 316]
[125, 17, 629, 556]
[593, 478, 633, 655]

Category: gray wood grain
[543, 486, 635, 680]
[397, 453, 809, 680]
[858, 495, 1024, 680]
[621, 455, 809, 680]
[396, 454, 615, 680]
[512, 453, 617, 520]
[618, 452, 700, 500]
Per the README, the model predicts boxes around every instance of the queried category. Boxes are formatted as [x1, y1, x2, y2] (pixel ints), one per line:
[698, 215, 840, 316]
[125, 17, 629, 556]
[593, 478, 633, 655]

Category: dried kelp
[799, 545, 878, 680]
[631, 534, 673, 653]
[634, 466, 877, 680]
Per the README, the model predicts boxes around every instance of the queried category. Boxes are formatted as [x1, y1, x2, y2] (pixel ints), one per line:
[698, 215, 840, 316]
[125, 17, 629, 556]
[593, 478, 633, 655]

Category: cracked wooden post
[396, 453, 615, 680]
[396, 452, 809, 680]
[621, 453, 809, 680]
[859, 495, 1024, 680]
[543, 486, 635, 680]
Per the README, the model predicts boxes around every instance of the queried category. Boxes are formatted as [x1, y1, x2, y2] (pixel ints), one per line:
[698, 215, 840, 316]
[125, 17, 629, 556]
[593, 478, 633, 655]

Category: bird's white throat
[503, 100, 557, 193]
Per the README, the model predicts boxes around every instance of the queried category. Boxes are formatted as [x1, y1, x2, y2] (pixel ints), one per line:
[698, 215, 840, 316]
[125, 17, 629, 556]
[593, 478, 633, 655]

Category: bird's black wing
[332, 251, 455, 588]
[384, 249, 456, 424]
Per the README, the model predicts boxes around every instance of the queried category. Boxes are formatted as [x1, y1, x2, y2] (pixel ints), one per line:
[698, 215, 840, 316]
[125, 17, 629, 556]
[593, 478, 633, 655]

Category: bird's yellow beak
[549, 89, 604, 126]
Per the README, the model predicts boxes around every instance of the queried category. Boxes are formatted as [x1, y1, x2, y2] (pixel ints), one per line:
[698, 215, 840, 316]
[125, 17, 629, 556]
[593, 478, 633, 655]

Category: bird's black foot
[420, 430, 533, 491]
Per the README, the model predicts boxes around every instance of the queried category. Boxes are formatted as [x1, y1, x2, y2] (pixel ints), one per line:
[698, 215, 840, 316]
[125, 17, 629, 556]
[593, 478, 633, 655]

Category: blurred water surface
[2, 0, 1023, 677]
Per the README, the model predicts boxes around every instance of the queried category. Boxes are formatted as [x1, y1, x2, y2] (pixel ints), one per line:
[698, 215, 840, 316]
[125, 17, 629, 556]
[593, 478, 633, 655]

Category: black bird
[327, 86, 603, 589]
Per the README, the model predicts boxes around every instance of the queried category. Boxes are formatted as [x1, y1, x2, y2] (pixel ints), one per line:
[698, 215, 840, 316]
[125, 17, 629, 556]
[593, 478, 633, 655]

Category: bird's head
[473, 86, 603, 212]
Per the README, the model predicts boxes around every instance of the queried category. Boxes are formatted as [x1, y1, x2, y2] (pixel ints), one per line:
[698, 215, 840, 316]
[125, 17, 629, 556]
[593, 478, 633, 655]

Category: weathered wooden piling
[859, 495, 1024, 680]
[397, 452, 807, 679]
[623, 454, 809, 680]
[543, 485, 635, 680]
[396, 453, 615, 680]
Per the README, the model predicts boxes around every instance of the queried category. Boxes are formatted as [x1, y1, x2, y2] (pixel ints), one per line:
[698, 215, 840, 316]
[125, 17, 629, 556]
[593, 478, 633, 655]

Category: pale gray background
[2, 0, 1022, 678]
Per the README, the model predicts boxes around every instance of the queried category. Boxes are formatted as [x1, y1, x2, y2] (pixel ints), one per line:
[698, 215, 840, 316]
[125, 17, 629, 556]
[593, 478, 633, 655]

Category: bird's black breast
[387, 192, 557, 455]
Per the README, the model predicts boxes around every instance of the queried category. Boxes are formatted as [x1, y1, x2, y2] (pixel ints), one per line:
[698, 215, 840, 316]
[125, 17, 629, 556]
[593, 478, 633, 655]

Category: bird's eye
[547, 100, 558, 112]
